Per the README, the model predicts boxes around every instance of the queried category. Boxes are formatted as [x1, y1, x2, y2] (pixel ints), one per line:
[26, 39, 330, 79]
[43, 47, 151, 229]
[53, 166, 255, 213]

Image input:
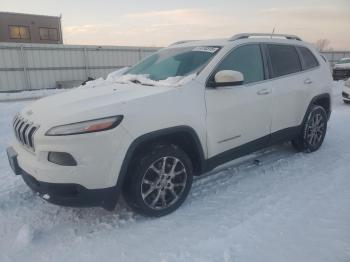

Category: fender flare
[109, 126, 206, 208]
[302, 93, 331, 124]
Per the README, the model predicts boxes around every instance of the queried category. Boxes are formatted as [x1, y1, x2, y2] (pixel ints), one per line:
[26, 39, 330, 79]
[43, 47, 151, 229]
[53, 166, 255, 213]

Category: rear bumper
[7, 147, 119, 210]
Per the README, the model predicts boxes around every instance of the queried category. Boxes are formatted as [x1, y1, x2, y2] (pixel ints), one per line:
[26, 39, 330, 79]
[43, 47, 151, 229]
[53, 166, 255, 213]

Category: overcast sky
[1, 0, 349, 49]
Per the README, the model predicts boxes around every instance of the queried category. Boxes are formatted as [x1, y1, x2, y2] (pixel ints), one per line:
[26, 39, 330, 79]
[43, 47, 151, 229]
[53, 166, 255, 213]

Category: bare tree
[315, 39, 332, 52]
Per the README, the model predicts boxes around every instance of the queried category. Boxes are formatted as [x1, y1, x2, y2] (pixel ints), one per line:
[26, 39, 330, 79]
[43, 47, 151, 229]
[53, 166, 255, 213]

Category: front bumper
[11, 124, 132, 189]
[7, 147, 119, 210]
[333, 68, 350, 81]
[342, 91, 350, 101]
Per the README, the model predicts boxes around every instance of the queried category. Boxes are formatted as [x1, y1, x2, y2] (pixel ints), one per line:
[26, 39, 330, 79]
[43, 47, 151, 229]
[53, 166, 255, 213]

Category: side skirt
[204, 125, 301, 173]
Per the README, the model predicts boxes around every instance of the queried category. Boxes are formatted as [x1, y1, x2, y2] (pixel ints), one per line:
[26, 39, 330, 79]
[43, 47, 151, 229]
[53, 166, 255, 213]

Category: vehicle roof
[169, 33, 313, 49]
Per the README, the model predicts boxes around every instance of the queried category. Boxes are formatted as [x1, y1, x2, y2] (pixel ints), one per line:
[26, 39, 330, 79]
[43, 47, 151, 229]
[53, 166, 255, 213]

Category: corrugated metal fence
[0, 43, 160, 92]
[0, 42, 349, 92]
[321, 51, 350, 66]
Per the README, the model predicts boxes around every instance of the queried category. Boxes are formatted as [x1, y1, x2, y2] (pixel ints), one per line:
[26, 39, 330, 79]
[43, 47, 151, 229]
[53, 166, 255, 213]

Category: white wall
[0, 43, 160, 92]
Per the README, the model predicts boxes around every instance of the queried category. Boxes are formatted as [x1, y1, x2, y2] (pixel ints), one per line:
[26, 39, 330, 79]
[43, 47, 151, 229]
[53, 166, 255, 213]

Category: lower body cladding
[6, 126, 133, 210]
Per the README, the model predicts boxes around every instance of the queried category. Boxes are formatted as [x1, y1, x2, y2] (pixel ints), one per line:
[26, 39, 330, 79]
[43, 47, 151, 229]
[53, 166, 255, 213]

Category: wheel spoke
[143, 178, 153, 185]
[312, 133, 318, 145]
[173, 168, 185, 177]
[316, 132, 322, 143]
[310, 118, 315, 128]
[173, 182, 186, 187]
[151, 189, 162, 206]
[150, 164, 162, 175]
[168, 188, 177, 199]
[161, 157, 167, 173]
[142, 186, 156, 199]
[318, 123, 325, 130]
[310, 134, 314, 145]
[160, 193, 167, 207]
[170, 158, 179, 174]
[307, 133, 313, 144]
[316, 114, 322, 125]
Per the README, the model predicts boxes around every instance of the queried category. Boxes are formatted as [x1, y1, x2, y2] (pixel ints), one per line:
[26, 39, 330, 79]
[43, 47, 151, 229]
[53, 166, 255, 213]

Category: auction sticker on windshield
[192, 46, 219, 53]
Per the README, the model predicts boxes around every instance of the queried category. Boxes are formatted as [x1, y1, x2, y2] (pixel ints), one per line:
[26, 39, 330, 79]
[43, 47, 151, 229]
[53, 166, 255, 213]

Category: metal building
[0, 12, 63, 44]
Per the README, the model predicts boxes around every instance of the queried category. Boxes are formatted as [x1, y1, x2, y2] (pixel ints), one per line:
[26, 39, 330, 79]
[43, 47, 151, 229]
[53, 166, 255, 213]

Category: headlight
[45, 116, 123, 136]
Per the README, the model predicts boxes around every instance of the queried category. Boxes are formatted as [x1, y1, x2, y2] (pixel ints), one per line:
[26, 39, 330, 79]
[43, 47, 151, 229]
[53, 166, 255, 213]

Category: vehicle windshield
[125, 46, 221, 81]
[338, 58, 350, 64]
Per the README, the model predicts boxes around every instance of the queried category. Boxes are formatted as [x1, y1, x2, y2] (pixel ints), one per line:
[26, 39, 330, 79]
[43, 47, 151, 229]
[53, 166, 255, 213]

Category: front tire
[123, 144, 193, 217]
[292, 105, 327, 152]
[344, 100, 350, 104]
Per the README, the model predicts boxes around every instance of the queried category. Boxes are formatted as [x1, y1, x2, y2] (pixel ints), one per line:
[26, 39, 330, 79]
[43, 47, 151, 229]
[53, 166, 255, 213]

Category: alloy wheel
[141, 156, 187, 210]
[307, 113, 325, 146]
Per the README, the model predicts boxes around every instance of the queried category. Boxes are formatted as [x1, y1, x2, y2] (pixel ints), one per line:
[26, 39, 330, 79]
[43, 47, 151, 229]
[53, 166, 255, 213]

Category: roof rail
[230, 33, 302, 41]
[169, 40, 198, 46]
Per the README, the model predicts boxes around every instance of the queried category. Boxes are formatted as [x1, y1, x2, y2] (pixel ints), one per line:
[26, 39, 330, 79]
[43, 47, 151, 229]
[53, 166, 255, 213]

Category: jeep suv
[7, 33, 333, 217]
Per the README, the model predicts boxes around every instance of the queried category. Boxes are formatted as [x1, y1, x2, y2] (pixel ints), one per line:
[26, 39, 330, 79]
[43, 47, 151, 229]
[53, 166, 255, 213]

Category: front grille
[13, 114, 39, 152]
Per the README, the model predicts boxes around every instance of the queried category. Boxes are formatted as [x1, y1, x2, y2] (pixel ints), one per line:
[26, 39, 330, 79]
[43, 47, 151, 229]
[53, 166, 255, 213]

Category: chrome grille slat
[13, 116, 21, 133]
[19, 121, 28, 143]
[13, 118, 21, 140]
[22, 123, 30, 144]
[12, 114, 39, 152]
[28, 126, 38, 148]
[16, 121, 24, 141]
[24, 124, 32, 145]
[13, 116, 19, 127]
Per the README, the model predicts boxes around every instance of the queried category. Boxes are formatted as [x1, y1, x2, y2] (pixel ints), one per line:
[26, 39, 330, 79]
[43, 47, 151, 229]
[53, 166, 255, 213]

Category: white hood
[20, 83, 173, 126]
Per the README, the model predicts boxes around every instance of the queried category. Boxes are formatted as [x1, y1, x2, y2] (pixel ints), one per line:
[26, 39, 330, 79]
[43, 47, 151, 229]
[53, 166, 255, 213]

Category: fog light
[48, 152, 77, 166]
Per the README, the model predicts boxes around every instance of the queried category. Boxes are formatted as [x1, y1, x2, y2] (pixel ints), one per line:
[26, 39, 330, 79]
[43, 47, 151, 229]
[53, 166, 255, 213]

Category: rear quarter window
[298, 46, 319, 70]
[267, 44, 302, 77]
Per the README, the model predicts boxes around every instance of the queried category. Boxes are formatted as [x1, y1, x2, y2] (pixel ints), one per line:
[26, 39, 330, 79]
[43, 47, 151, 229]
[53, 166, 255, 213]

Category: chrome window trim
[205, 41, 321, 89]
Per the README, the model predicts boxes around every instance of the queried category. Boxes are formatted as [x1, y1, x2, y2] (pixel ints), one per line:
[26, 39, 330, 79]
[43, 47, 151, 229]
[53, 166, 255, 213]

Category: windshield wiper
[130, 79, 154, 86]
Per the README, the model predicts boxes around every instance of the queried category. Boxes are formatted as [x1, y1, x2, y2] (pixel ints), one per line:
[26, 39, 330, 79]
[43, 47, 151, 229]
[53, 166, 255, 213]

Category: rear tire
[123, 144, 193, 217]
[291, 105, 327, 153]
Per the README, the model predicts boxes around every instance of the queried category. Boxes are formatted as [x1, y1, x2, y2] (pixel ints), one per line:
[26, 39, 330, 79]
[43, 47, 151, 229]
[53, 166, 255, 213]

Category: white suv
[7, 33, 333, 217]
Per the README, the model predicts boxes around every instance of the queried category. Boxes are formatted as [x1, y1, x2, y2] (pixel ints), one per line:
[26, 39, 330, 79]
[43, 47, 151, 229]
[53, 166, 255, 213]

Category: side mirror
[214, 70, 244, 87]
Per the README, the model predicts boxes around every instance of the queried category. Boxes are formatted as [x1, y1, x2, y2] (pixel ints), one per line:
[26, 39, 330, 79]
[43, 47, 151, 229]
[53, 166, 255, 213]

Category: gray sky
[1, 0, 349, 49]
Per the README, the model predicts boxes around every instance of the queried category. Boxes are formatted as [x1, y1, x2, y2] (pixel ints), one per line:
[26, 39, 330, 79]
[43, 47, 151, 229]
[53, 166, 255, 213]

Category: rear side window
[267, 44, 301, 77]
[298, 46, 319, 70]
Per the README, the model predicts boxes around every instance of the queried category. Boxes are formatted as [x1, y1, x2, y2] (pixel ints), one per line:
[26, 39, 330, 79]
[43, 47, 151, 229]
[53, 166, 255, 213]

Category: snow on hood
[79, 67, 197, 89]
[106, 67, 130, 81]
[19, 68, 197, 125]
[112, 73, 196, 87]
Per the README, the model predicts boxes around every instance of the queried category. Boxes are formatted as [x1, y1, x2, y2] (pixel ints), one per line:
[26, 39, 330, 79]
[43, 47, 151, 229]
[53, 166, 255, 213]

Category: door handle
[304, 78, 313, 84]
[257, 89, 271, 95]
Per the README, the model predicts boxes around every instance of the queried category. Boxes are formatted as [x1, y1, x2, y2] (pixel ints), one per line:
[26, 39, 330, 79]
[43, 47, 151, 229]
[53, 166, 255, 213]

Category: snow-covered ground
[0, 83, 349, 262]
